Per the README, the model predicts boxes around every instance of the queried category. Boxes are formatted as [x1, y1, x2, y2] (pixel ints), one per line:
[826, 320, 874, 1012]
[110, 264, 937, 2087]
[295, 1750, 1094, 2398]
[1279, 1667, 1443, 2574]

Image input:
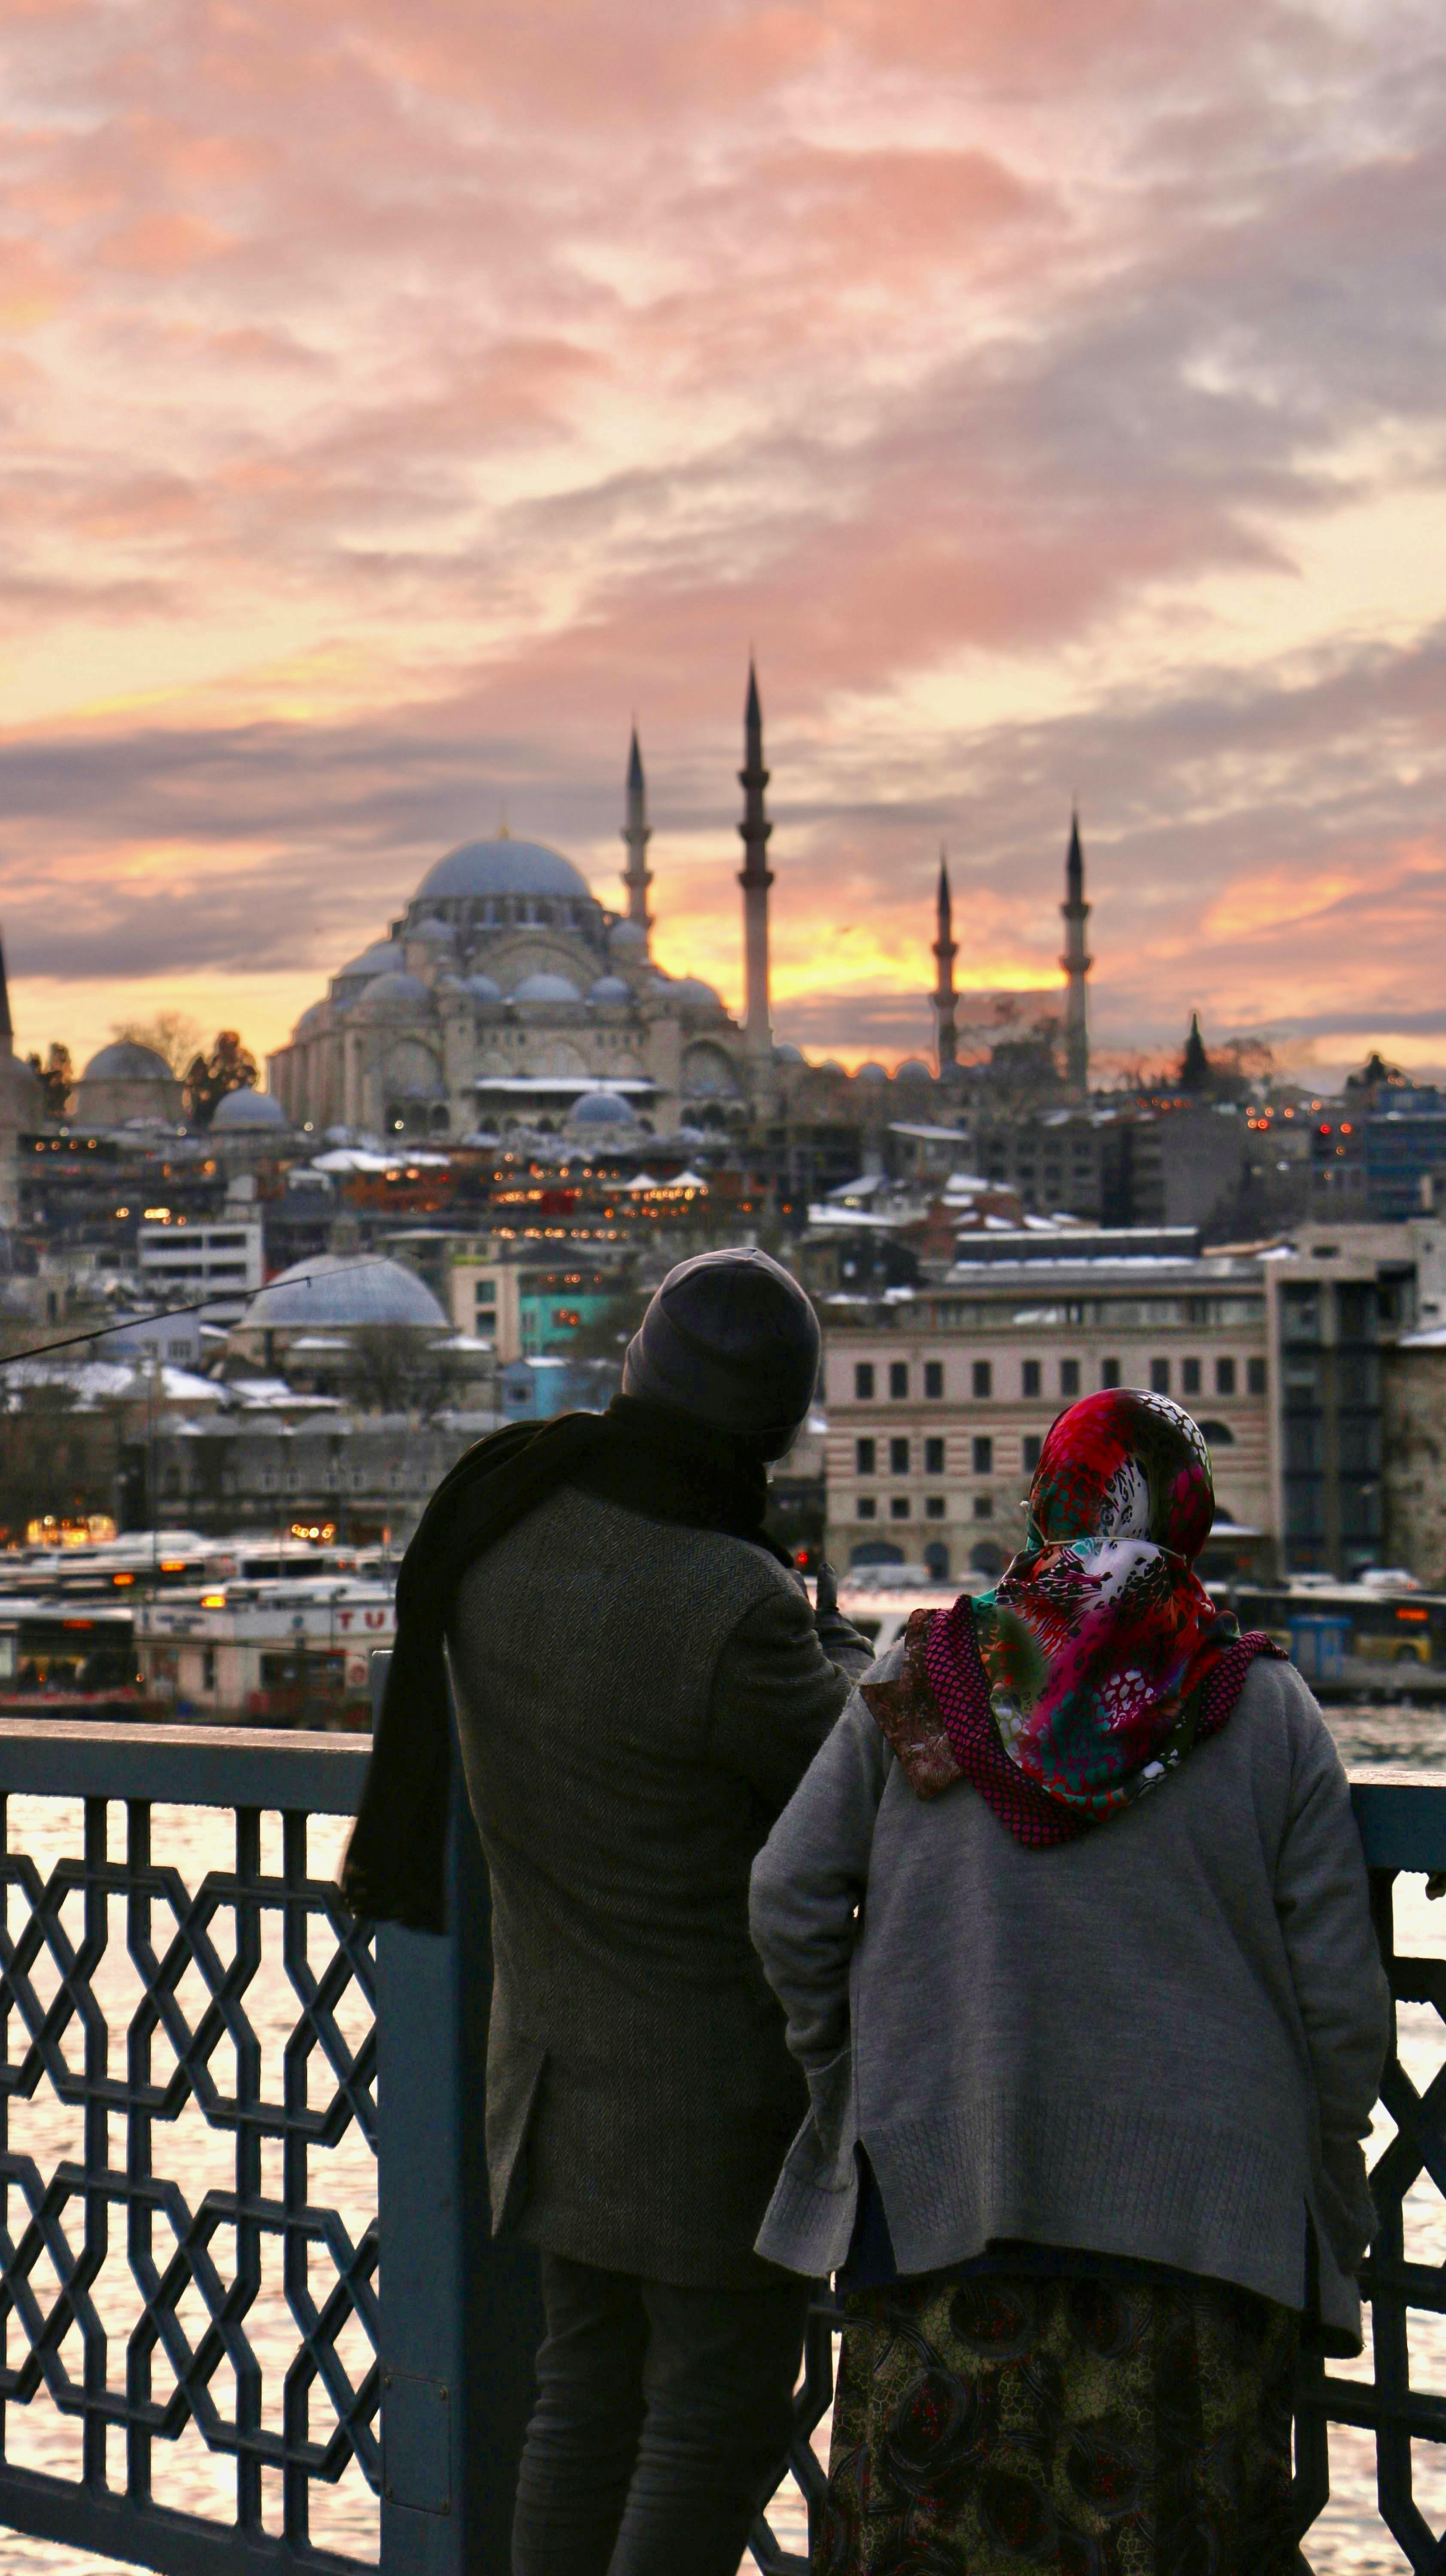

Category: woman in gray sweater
[750, 1389, 1389, 2576]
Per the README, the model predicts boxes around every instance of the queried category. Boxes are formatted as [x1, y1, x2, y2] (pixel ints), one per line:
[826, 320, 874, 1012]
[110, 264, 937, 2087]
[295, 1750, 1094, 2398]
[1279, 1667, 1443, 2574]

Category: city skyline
[3, 0, 1444, 1083]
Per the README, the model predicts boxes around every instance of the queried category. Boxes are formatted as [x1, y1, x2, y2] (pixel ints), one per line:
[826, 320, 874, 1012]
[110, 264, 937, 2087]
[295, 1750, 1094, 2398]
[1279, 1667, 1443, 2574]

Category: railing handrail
[0, 1714, 370, 1814]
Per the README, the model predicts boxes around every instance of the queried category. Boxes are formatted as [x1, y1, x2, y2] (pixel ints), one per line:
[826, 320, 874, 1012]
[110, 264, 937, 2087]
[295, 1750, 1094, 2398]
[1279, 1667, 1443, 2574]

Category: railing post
[373, 1652, 544, 2575]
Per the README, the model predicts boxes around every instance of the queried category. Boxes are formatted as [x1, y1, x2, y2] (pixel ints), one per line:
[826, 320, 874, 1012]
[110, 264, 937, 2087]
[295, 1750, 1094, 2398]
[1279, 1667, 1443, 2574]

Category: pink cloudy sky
[3, 0, 1445, 1083]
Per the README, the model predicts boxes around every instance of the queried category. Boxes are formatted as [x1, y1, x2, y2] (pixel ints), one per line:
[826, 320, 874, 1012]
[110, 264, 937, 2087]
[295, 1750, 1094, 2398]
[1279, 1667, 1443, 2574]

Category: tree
[111, 1011, 203, 1076]
[24, 1042, 73, 1118]
[184, 1031, 259, 1127]
[342, 1324, 466, 1419]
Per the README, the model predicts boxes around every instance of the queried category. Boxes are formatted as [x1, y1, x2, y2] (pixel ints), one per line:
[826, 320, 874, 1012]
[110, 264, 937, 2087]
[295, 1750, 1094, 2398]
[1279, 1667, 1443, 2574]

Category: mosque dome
[669, 977, 725, 1012]
[512, 973, 580, 1004]
[414, 836, 591, 905]
[895, 1058, 933, 1085]
[335, 939, 402, 983]
[819, 1058, 845, 1074]
[80, 1039, 174, 1087]
[856, 1062, 889, 1085]
[241, 1253, 448, 1333]
[295, 1002, 329, 1038]
[466, 973, 503, 1003]
[588, 975, 631, 1002]
[211, 1087, 289, 1131]
[408, 916, 453, 945]
[569, 1090, 640, 1128]
[351, 972, 432, 1022]
[609, 920, 648, 954]
[774, 1041, 805, 1064]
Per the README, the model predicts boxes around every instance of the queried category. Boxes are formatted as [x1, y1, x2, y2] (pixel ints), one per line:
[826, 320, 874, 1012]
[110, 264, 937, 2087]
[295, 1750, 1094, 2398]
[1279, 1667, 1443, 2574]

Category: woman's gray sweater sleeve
[1275, 1701, 1391, 2268]
[749, 1693, 890, 2082]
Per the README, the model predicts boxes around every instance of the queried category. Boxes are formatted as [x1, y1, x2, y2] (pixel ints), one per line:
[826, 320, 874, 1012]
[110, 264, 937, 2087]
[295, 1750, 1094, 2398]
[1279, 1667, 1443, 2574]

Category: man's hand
[812, 1559, 872, 1668]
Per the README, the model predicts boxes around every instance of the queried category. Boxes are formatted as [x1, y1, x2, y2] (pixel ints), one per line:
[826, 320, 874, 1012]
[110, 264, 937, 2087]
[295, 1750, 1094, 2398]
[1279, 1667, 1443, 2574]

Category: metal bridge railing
[2, 1724, 1446, 2574]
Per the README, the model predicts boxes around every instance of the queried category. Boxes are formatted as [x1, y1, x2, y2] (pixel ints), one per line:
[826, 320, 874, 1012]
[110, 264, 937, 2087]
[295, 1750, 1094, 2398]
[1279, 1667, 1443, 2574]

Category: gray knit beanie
[621, 1248, 820, 1458]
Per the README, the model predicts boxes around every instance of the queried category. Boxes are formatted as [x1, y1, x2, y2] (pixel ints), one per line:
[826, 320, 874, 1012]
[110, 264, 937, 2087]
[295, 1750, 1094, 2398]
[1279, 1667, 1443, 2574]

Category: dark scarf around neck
[340, 1395, 792, 1930]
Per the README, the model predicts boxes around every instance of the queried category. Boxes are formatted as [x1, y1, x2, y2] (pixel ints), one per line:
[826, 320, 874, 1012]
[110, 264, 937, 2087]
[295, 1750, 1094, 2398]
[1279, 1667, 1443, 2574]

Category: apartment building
[137, 1217, 264, 1325]
[823, 1244, 1272, 1583]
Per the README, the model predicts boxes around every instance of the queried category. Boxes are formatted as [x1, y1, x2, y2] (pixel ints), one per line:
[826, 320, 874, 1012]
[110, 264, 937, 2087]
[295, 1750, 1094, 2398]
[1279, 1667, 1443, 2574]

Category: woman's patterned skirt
[817, 2267, 1298, 2575]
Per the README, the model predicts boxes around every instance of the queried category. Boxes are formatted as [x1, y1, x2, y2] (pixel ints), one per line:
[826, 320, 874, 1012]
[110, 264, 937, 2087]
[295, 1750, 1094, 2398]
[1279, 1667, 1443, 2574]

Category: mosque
[266, 671, 1089, 1147]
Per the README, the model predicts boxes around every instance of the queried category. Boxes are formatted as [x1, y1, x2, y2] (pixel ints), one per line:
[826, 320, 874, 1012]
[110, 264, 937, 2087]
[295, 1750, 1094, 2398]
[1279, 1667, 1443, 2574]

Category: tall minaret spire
[1060, 806, 1091, 1100]
[933, 848, 958, 1076]
[737, 660, 773, 1060]
[621, 725, 653, 943]
[0, 927, 12, 1053]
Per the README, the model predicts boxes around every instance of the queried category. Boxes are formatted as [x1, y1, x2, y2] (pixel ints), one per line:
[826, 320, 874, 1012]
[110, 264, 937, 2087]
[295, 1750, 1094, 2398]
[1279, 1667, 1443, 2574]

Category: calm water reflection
[10, 1700, 1446, 2576]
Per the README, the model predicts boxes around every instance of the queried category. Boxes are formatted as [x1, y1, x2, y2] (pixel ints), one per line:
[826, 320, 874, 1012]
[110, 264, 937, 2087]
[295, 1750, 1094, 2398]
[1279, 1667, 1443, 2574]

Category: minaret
[0, 926, 12, 1054]
[620, 725, 653, 943]
[737, 660, 773, 1060]
[1060, 808, 1091, 1100]
[933, 849, 958, 1076]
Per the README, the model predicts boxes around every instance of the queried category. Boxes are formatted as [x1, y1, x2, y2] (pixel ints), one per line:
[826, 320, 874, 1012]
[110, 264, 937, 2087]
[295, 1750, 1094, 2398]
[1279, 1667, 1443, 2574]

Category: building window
[1060, 1359, 1080, 1397]
[1182, 1357, 1201, 1395]
[202, 1647, 216, 1693]
[924, 1360, 944, 1399]
[925, 1495, 946, 1520]
[1101, 1358, 1121, 1389]
[972, 1436, 993, 1475]
[1150, 1358, 1170, 1394]
[1022, 1434, 1042, 1473]
[1248, 1356, 1267, 1395]
[857, 1497, 876, 1519]
[889, 1361, 909, 1400]
[972, 1360, 992, 1399]
[854, 1362, 875, 1400]
[1215, 1356, 1237, 1396]
[924, 1436, 945, 1475]
[890, 1437, 910, 1475]
[1022, 1359, 1041, 1398]
[972, 1495, 994, 1519]
[890, 1496, 912, 1520]
[855, 1438, 876, 1475]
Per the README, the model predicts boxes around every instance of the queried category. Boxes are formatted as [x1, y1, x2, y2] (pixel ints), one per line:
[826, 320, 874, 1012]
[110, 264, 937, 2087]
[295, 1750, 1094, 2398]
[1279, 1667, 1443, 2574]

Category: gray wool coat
[447, 1482, 871, 2287]
[749, 1644, 1390, 2348]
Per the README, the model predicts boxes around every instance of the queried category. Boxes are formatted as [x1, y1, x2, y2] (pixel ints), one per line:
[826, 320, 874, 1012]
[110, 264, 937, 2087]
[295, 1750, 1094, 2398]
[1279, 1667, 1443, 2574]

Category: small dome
[211, 1088, 288, 1131]
[856, 1061, 889, 1085]
[895, 1058, 933, 1085]
[241, 1254, 447, 1332]
[820, 1058, 845, 1074]
[294, 1002, 329, 1038]
[335, 939, 402, 983]
[588, 975, 631, 1002]
[668, 977, 724, 1011]
[609, 920, 647, 952]
[351, 971, 432, 1021]
[774, 1041, 805, 1064]
[414, 836, 591, 905]
[512, 972, 580, 1004]
[466, 973, 503, 1003]
[408, 915, 453, 945]
[570, 1090, 640, 1127]
[80, 1039, 174, 1085]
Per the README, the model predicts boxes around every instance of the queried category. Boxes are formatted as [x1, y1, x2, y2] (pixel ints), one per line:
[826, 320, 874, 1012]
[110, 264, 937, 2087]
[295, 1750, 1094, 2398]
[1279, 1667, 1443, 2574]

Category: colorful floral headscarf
[911, 1390, 1281, 1844]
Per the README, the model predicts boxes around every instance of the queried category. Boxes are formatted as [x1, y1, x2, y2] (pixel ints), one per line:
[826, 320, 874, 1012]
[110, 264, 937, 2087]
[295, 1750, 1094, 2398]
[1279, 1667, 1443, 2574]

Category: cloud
[1, 0, 1444, 1082]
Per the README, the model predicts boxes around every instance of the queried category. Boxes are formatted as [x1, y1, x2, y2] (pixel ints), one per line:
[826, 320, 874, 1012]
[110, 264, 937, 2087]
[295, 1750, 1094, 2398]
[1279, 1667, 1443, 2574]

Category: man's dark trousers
[510, 2251, 810, 2576]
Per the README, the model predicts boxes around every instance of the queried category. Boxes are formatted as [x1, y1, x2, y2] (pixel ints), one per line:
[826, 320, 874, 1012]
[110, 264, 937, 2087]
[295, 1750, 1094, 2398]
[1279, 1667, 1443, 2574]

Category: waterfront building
[137, 1215, 264, 1325]
[821, 1234, 1273, 1584]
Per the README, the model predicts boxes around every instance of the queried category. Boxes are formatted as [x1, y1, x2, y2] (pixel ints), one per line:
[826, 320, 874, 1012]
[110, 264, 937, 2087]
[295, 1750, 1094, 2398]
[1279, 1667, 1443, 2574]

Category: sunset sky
[3, 0, 1444, 1084]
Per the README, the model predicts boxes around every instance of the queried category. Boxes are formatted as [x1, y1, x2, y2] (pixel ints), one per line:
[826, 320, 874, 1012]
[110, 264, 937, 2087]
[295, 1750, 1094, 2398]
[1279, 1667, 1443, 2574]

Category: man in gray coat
[445, 1249, 869, 2576]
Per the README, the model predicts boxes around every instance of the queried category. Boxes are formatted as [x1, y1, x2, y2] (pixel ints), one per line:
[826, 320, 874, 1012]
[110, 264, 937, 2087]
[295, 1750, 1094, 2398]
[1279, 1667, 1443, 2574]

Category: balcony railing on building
[1, 1693, 1445, 2573]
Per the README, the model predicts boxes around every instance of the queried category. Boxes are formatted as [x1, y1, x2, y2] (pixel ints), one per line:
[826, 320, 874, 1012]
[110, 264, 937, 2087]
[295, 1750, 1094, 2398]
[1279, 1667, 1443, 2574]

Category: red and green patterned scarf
[915, 1390, 1281, 1842]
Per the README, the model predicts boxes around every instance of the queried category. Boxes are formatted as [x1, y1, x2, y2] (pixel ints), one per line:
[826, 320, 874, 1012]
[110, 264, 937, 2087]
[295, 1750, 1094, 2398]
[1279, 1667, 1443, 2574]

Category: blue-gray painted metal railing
[3, 1722, 1446, 2574]
[0, 1682, 542, 2576]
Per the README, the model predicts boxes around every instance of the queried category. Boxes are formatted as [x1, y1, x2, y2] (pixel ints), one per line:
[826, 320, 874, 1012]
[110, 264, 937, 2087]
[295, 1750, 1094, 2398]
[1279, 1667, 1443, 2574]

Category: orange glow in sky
[2, 0, 1445, 1084]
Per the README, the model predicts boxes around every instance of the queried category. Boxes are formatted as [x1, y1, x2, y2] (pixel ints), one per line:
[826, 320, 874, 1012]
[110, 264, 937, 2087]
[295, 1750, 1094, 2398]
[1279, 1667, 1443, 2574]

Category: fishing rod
[0, 1256, 402, 1371]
